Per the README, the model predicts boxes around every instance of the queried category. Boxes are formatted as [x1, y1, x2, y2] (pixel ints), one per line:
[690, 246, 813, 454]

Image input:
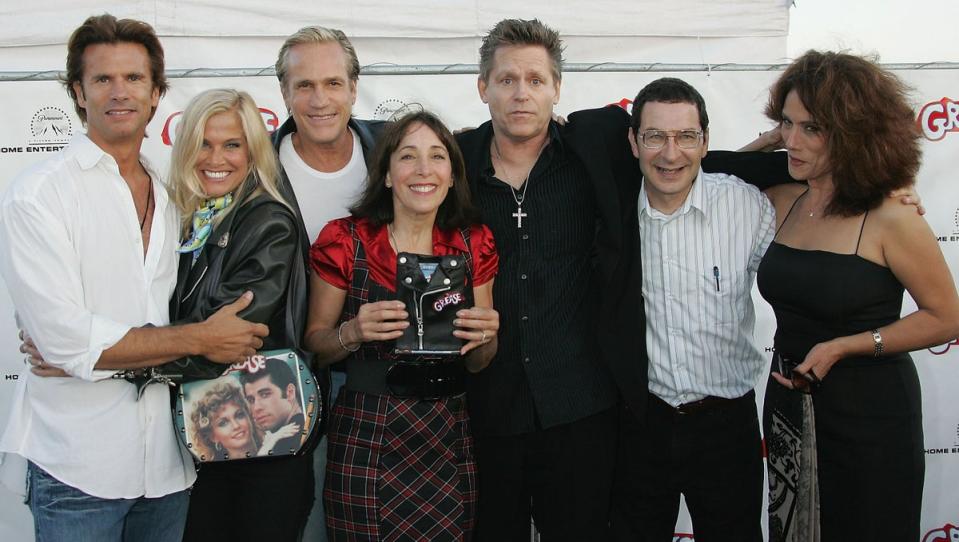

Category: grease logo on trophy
[922, 523, 959, 542]
[917, 97, 959, 142]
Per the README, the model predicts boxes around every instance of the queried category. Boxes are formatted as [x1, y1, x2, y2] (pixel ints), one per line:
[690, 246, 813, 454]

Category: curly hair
[765, 50, 921, 216]
[189, 381, 260, 460]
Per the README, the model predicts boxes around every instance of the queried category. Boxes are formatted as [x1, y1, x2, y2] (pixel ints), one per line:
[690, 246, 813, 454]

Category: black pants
[610, 392, 763, 542]
[183, 451, 314, 542]
[473, 407, 617, 542]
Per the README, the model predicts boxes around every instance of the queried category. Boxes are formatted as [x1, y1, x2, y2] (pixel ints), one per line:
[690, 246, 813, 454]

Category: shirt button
[520, 274, 527, 280]
[524, 357, 531, 363]
[521, 316, 529, 322]
[522, 234, 529, 240]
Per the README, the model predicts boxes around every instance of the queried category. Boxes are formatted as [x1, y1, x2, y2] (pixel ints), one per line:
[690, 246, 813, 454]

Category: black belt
[650, 389, 755, 416]
[345, 357, 465, 400]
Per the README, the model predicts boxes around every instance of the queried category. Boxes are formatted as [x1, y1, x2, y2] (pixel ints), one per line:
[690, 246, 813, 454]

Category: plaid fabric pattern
[325, 391, 476, 541]
[325, 223, 477, 541]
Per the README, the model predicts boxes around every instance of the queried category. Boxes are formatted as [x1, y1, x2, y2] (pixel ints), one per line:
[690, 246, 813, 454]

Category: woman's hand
[771, 340, 843, 391]
[258, 422, 300, 455]
[453, 306, 499, 356]
[341, 301, 409, 347]
[19, 329, 69, 378]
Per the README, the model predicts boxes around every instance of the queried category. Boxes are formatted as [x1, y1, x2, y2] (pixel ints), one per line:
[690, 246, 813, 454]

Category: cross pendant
[512, 206, 527, 228]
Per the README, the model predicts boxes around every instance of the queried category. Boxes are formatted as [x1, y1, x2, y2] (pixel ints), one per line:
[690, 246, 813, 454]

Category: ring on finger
[18, 329, 24, 341]
[23, 356, 29, 366]
[480, 330, 488, 343]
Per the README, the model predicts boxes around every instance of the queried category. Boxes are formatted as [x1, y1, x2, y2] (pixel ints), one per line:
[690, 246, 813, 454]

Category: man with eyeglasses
[607, 77, 774, 542]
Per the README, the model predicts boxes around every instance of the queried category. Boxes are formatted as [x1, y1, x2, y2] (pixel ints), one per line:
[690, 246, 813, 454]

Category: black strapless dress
[758, 241, 923, 542]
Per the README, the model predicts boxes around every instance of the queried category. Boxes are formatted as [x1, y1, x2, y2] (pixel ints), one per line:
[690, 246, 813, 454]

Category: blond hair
[275, 26, 360, 91]
[189, 381, 261, 460]
[169, 88, 288, 237]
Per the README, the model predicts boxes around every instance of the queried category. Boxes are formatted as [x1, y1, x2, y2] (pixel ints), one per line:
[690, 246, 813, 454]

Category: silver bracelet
[871, 328, 884, 357]
[338, 321, 361, 353]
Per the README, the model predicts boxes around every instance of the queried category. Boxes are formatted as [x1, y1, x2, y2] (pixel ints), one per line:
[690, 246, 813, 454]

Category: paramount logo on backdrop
[923, 421, 959, 456]
[0, 106, 73, 155]
[917, 97, 959, 141]
[932, 208, 959, 247]
[161, 107, 279, 146]
[373, 99, 410, 121]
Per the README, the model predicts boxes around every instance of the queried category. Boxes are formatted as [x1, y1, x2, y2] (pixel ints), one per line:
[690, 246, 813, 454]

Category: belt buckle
[385, 362, 419, 398]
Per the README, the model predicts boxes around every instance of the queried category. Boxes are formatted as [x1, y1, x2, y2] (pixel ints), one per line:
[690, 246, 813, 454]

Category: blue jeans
[27, 462, 189, 542]
[302, 370, 347, 541]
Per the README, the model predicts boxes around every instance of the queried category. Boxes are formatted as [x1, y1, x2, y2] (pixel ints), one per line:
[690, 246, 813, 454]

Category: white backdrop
[1, 2, 958, 541]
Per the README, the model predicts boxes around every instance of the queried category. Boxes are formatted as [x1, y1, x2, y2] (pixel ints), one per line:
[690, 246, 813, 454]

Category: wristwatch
[871, 328, 884, 357]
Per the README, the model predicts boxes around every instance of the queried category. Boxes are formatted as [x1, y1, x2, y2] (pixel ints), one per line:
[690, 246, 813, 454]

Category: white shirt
[639, 170, 775, 407]
[0, 133, 196, 498]
[279, 127, 368, 241]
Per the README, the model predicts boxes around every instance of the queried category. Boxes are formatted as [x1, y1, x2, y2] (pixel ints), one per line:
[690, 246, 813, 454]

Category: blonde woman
[189, 381, 261, 460]
[167, 88, 315, 541]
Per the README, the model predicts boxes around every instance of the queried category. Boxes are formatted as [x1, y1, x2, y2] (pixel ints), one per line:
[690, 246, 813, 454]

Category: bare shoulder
[872, 195, 929, 233]
[764, 183, 806, 214]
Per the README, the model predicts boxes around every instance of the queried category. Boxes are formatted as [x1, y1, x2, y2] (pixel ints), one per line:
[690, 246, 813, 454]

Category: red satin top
[311, 216, 498, 291]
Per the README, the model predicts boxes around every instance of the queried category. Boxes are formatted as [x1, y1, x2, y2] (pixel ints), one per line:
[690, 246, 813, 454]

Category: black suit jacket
[565, 106, 792, 419]
[565, 106, 649, 417]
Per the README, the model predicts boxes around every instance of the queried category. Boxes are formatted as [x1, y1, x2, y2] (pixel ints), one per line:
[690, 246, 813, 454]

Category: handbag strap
[457, 226, 474, 284]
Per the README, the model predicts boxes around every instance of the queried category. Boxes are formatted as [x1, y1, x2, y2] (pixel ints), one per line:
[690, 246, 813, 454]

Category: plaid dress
[320, 219, 479, 541]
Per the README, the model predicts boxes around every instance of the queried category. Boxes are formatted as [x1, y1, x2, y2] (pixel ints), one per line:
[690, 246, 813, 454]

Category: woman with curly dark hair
[758, 51, 959, 541]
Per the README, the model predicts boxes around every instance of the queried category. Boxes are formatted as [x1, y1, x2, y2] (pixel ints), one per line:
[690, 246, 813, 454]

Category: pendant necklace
[139, 179, 154, 231]
[492, 137, 542, 229]
[387, 223, 400, 252]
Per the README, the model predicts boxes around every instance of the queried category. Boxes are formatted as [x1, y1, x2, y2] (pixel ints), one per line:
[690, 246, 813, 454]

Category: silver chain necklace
[492, 137, 542, 228]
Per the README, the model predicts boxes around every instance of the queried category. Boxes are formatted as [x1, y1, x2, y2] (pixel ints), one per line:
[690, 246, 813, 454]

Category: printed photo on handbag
[394, 252, 473, 355]
[173, 349, 322, 462]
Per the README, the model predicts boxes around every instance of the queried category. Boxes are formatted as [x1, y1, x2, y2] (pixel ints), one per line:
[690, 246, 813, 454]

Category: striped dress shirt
[639, 170, 775, 407]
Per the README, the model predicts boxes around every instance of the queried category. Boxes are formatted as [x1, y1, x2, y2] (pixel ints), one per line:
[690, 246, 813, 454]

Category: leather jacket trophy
[394, 252, 472, 355]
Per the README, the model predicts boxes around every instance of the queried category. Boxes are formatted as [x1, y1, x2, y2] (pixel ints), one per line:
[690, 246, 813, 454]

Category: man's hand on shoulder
[888, 186, 925, 215]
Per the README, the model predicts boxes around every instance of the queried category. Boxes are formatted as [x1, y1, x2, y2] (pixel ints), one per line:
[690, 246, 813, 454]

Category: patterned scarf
[177, 194, 234, 263]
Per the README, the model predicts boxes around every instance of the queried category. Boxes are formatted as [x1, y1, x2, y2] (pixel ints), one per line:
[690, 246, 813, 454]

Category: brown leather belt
[651, 390, 755, 416]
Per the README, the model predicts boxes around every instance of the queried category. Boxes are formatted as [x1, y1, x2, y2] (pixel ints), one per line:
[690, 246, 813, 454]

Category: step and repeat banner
[0, 67, 956, 541]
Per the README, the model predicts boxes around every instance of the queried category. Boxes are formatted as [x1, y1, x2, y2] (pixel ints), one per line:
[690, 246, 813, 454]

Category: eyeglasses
[639, 129, 704, 150]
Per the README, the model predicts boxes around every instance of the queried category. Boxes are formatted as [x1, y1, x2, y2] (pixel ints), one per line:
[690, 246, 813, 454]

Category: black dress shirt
[458, 122, 619, 437]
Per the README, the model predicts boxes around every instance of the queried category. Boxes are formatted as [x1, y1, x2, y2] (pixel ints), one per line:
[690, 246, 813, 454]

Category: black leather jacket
[169, 180, 311, 376]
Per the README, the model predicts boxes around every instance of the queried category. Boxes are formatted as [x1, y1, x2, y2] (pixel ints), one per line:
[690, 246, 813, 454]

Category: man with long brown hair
[0, 14, 267, 541]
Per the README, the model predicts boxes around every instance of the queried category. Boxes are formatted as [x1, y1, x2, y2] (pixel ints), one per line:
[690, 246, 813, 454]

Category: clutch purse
[394, 252, 472, 355]
[172, 349, 323, 462]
